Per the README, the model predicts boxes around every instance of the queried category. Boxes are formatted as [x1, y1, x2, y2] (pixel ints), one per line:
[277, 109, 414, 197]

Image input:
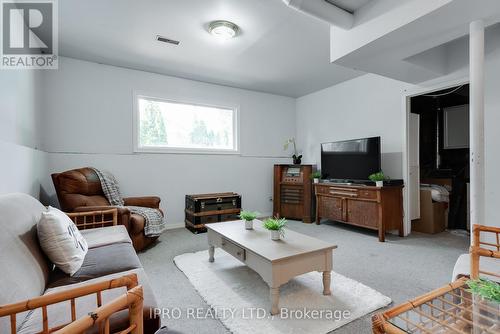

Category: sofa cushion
[48, 242, 142, 288]
[0, 194, 51, 334]
[38, 206, 88, 275]
[81, 225, 132, 249]
[130, 213, 146, 235]
[18, 269, 160, 334]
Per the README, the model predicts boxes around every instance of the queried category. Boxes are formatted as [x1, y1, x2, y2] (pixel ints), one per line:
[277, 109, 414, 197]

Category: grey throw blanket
[92, 168, 166, 237]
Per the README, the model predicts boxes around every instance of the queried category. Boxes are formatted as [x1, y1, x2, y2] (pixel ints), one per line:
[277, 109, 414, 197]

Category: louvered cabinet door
[279, 184, 304, 219]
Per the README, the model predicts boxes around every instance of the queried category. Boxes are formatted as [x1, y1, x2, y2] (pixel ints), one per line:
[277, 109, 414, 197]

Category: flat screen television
[321, 136, 381, 182]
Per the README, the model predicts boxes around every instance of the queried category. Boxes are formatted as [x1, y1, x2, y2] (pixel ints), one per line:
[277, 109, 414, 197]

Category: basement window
[134, 94, 239, 154]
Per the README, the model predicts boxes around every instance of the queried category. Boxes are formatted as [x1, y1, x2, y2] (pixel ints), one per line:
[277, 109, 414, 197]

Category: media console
[315, 183, 404, 242]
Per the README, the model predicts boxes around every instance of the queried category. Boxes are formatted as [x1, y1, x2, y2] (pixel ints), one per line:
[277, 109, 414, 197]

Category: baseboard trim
[165, 222, 185, 230]
[166, 213, 273, 231]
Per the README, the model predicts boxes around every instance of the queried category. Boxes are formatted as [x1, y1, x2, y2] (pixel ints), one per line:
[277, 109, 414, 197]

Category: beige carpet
[174, 249, 391, 334]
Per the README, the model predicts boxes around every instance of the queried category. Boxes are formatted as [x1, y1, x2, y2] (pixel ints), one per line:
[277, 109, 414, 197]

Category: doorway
[403, 81, 470, 236]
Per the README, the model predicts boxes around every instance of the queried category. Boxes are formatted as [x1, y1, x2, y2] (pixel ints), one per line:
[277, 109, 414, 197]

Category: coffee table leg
[322, 271, 331, 295]
[208, 245, 215, 263]
[270, 287, 280, 315]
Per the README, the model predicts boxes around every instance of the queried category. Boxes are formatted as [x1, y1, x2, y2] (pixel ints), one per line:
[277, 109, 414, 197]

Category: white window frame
[133, 91, 240, 154]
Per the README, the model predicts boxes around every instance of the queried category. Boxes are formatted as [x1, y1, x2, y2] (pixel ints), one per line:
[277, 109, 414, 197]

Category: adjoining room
[409, 84, 471, 236]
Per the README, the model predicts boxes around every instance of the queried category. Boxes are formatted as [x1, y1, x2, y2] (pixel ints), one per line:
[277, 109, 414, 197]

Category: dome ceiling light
[208, 20, 239, 40]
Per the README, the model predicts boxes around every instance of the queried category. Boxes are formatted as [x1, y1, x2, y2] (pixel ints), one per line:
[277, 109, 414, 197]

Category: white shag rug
[174, 249, 391, 334]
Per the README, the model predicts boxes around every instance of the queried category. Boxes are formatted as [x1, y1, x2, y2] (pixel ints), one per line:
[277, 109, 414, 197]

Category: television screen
[321, 137, 381, 181]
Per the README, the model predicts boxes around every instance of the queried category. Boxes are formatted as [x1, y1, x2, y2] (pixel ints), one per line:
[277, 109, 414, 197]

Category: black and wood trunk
[185, 192, 242, 234]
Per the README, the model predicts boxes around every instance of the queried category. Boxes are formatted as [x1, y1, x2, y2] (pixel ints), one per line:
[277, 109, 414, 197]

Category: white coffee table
[207, 220, 337, 315]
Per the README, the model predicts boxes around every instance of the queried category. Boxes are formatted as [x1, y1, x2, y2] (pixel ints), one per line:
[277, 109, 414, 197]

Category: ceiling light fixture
[208, 20, 239, 40]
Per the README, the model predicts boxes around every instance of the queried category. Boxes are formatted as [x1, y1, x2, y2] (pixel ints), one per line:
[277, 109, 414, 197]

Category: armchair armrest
[123, 196, 161, 209]
[0, 274, 138, 334]
[66, 208, 118, 230]
[74, 206, 131, 231]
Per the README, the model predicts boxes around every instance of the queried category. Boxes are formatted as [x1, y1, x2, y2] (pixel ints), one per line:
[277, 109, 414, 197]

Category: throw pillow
[37, 206, 88, 275]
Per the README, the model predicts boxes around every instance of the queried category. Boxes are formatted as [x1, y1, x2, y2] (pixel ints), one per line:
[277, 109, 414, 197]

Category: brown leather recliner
[51, 167, 162, 251]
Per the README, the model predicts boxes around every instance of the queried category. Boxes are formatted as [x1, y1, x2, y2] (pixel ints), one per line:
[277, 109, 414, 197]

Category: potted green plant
[263, 217, 287, 240]
[369, 171, 386, 187]
[467, 278, 500, 302]
[310, 171, 321, 184]
[283, 138, 302, 165]
[466, 278, 500, 318]
[239, 210, 259, 230]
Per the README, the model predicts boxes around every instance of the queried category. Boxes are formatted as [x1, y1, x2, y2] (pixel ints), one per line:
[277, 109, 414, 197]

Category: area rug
[174, 249, 391, 334]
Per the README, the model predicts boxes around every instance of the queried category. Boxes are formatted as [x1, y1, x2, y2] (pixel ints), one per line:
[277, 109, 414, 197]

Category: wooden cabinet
[273, 165, 314, 224]
[315, 183, 404, 242]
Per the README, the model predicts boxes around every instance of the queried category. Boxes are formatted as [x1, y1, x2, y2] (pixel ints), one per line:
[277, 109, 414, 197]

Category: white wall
[296, 73, 411, 179]
[43, 57, 295, 225]
[0, 71, 47, 198]
[296, 48, 500, 229]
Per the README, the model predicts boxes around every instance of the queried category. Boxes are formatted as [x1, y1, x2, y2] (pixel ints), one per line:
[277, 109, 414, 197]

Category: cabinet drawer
[221, 238, 246, 262]
[358, 189, 377, 200]
[316, 186, 358, 198]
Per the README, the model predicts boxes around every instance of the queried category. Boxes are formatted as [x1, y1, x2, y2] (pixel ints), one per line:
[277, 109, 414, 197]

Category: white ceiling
[58, 0, 365, 98]
[326, 0, 373, 13]
[330, 0, 500, 83]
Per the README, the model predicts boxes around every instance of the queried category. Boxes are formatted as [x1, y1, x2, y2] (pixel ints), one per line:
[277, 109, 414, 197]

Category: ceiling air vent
[156, 35, 180, 46]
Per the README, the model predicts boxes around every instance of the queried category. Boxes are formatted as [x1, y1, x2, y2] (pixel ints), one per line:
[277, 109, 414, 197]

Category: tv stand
[315, 183, 404, 242]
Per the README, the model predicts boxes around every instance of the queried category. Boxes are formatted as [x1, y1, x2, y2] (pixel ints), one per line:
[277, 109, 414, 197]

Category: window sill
[134, 147, 241, 155]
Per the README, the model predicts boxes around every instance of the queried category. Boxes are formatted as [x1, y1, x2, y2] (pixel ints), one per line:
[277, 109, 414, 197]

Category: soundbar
[324, 179, 404, 186]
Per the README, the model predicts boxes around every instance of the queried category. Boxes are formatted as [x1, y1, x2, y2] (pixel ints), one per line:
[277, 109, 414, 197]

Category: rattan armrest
[470, 224, 500, 280]
[0, 273, 138, 334]
[66, 208, 118, 230]
[55, 285, 144, 334]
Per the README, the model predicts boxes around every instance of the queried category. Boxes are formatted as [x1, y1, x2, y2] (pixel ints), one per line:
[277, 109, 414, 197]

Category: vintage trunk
[185, 192, 242, 233]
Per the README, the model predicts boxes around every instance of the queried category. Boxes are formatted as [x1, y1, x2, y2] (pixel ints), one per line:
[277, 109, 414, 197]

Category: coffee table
[207, 220, 337, 315]
[372, 277, 500, 334]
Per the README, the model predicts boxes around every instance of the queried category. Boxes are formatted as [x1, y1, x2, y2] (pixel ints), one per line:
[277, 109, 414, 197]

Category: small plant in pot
[239, 210, 259, 230]
[466, 278, 500, 303]
[263, 217, 287, 241]
[310, 171, 321, 184]
[369, 171, 387, 187]
[283, 138, 302, 165]
[466, 278, 500, 315]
